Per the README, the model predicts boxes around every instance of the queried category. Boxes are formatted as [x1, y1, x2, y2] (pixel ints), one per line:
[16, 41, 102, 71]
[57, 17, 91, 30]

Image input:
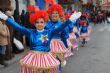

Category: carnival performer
[66, 11, 79, 52]
[63, 13, 76, 57]
[46, 4, 81, 68]
[77, 13, 91, 46]
[46, 4, 68, 68]
[0, 9, 80, 73]
[68, 24, 79, 51]
[64, 12, 80, 58]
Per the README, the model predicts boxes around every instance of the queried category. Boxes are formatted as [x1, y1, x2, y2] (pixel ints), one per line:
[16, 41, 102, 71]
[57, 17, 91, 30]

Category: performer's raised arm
[0, 11, 31, 36]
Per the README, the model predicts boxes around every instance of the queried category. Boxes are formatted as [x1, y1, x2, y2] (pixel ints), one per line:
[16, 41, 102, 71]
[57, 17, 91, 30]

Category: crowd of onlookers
[89, 10, 110, 25]
[0, 8, 32, 67]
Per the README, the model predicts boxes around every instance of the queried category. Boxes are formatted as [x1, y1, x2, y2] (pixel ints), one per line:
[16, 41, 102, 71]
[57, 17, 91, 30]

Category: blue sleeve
[61, 37, 68, 48]
[6, 18, 31, 36]
[68, 22, 76, 33]
[75, 19, 80, 30]
[51, 19, 72, 35]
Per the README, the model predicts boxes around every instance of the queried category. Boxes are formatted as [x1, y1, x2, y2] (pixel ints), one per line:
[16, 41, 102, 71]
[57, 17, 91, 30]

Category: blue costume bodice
[80, 26, 88, 33]
[45, 20, 75, 48]
[28, 30, 51, 52]
[45, 21, 62, 39]
[77, 18, 90, 33]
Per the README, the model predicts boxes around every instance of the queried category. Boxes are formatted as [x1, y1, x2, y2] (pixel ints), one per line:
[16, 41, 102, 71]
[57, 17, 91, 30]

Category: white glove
[69, 12, 82, 22]
[14, 38, 24, 50]
[0, 11, 8, 20]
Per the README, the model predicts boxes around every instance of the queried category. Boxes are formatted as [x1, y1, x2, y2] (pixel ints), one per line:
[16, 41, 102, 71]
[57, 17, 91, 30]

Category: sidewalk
[0, 49, 29, 72]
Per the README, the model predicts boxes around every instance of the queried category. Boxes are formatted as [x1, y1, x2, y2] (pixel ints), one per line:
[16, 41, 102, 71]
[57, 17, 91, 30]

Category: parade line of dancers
[0, 4, 91, 73]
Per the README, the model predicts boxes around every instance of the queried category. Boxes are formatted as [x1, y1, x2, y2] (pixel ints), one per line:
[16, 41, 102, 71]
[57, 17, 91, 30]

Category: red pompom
[30, 10, 49, 25]
[47, 4, 64, 16]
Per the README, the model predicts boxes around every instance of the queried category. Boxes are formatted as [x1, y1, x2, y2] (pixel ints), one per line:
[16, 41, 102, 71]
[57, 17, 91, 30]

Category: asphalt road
[61, 23, 110, 73]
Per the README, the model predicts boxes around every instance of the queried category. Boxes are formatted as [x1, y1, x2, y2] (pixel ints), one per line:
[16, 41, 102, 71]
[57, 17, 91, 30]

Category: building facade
[11, 0, 35, 14]
[58, 0, 82, 12]
[102, 0, 110, 11]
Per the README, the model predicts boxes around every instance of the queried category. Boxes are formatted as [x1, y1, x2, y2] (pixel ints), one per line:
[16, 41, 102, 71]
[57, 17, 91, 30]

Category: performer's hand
[69, 12, 82, 22]
[0, 11, 8, 20]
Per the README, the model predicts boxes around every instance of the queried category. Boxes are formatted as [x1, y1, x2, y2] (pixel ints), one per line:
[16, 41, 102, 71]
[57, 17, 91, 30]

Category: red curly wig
[30, 10, 49, 25]
[79, 20, 87, 26]
[65, 13, 70, 19]
[47, 4, 64, 16]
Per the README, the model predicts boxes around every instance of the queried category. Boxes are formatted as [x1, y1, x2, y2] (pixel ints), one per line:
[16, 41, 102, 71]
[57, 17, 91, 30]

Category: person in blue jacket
[0, 9, 81, 73]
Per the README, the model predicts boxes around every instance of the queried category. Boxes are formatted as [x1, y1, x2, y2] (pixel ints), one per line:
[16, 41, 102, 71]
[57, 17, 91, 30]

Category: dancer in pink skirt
[46, 4, 81, 68]
[77, 13, 91, 46]
[68, 26, 79, 51]
[64, 12, 79, 58]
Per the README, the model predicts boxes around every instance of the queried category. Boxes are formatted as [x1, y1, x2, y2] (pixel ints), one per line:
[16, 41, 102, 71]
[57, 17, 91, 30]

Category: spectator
[5, 10, 15, 60]
[0, 19, 9, 67]
[20, 10, 25, 25]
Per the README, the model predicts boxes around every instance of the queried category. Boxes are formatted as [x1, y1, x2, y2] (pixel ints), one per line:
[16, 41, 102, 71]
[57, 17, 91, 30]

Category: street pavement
[61, 23, 110, 73]
[0, 22, 110, 73]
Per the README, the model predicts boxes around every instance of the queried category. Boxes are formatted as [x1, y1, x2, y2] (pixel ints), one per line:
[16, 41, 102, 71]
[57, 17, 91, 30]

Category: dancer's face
[34, 18, 45, 30]
[51, 11, 60, 21]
